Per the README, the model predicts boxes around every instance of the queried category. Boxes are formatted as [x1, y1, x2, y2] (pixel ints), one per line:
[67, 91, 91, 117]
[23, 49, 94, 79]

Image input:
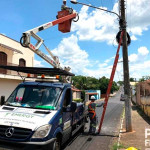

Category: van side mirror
[0, 96, 5, 106]
[71, 102, 77, 112]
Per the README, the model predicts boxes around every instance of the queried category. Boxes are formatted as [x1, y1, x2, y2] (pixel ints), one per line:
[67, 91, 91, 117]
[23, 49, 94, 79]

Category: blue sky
[0, 0, 150, 81]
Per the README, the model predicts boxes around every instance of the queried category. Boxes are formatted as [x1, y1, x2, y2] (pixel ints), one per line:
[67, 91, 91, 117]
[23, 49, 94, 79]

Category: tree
[72, 75, 119, 94]
[72, 76, 99, 90]
[117, 81, 123, 86]
[139, 76, 150, 82]
[99, 76, 109, 94]
[130, 77, 135, 82]
[99, 76, 119, 94]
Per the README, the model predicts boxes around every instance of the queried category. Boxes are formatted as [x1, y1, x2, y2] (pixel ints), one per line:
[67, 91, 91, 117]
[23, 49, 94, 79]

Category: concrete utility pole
[120, 0, 132, 132]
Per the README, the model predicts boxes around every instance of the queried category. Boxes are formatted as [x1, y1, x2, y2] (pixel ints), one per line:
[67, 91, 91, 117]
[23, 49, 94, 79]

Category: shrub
[73, 98, 83, 103]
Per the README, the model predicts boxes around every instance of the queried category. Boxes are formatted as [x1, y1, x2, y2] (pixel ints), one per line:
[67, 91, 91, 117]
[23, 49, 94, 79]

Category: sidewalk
[115, 104, 150, 150]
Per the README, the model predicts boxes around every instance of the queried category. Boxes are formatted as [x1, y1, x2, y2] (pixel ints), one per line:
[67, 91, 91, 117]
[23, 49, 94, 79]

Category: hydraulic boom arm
[20, 9, 77, 69]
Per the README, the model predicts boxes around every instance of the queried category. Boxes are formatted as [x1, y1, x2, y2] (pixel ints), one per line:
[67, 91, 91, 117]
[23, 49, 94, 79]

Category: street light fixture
[70, 0, 121, 18]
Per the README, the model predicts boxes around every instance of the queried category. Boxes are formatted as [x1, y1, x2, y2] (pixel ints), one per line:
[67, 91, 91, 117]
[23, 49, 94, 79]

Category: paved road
[0, 91, 124, 150]
[64, 90, 124, 150]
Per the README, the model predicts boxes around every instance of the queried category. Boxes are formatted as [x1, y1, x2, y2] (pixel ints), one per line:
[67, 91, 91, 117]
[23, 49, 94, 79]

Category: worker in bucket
[88, 95, 104, 134]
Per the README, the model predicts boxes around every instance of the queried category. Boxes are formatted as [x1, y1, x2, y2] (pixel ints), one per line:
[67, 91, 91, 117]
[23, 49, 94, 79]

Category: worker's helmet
[90, 96, 96, 101]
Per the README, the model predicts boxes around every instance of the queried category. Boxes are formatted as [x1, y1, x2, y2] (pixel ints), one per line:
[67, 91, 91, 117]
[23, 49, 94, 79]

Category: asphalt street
[64, 90, 124, 150]
[0, 91, 124, 150]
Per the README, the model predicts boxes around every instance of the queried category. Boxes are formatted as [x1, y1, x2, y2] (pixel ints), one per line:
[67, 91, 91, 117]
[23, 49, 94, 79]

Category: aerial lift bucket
[58, 10, 72, 33]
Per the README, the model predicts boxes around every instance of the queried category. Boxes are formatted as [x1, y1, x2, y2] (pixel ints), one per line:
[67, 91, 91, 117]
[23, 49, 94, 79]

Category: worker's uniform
[88, 102, 103, 134]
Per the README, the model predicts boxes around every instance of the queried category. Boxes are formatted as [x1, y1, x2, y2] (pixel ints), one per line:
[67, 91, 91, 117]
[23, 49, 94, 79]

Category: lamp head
[70, 0, 77, 4]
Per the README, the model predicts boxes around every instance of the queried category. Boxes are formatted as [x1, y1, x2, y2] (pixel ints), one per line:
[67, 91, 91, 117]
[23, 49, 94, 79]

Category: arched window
[0, 52, 7, 74]
[19, 58, 26, 67]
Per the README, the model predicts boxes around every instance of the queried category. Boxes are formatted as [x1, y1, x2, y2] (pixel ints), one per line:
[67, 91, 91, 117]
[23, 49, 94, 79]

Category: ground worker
[88, 95, 104, 134]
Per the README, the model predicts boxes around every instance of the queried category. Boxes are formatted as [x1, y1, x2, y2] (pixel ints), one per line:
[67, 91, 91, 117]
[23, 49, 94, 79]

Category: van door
[62, 88, 72, 143]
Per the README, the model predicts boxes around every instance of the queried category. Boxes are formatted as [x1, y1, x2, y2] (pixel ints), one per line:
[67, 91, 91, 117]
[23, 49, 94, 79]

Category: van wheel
[44, 137, 61, 150]
[51, 137, 61, 150]
[55, 137, 61, 150]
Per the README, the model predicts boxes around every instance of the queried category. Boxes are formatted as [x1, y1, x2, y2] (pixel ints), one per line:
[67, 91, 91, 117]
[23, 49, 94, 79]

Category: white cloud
[50, 34, 120, 79]
[118, 46, 150, 80]
[72, 6, 118, 44]
[127, 46, 149, 63]
[34, 60, 44, 67]
[51, 34, 90, 74]
[138, 47, 149, 56]
[104, 56, 115, 63]
[50, 32, 150, 81]
[71, 0, 150, 44]
[129, 60, 150, 79]
[129, 27, 143, 36]
[37, 1, 150, 81]
[130, 35, 137, 41]
[127, 0, 150, 33]
[129, 54, 138, 63]
[82, 65, 113, 79]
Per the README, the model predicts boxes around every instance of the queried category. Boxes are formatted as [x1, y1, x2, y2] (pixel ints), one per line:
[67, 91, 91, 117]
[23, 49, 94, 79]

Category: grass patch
[121, 106, 125, 118]
[111, 143, 127, 150]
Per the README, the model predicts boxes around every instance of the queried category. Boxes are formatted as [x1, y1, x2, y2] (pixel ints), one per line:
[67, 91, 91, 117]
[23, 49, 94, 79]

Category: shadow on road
[62, 131, 119, 150]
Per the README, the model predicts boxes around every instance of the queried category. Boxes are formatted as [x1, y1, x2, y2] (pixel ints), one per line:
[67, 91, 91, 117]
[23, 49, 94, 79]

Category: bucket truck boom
[20, 5, 77, 71]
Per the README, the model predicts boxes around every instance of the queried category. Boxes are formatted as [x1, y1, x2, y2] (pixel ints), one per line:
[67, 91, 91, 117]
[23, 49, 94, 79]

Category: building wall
[72, 91, 81, 99]
[76, 92, 81, 99]
[85, 90, 101, 100]
[0, 34, 34, 67]
[0, 78, 22, 100]
[135, 82, 150, 117]
[0, 34, 34, 100]
[0, 46, 13, 64]
[73, 91, 76, 99]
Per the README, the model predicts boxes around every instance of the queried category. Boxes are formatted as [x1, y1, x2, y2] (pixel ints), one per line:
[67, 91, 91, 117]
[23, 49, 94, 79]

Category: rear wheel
[80, 117, 88, 133]
[80, 124, 85, 133]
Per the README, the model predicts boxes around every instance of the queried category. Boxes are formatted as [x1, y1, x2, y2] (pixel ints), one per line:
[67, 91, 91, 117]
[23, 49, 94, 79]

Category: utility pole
[120, 0, 132, 132]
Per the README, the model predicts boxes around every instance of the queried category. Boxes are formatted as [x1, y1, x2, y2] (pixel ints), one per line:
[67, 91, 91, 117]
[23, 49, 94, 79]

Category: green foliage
[99, 76, 119, 94]
[72, 75, 119, 94]
[112, 81, 119, 92]
[111, 143, 127, 150]
[72, 76, 99, 90]
[73, 98, 83, 103]
[117, 81, 123, 86]
[81, 90, 85, 101]
[130, 77, 135, 82]
[99, 76, 109, 94]
[139, 76, 150, 82]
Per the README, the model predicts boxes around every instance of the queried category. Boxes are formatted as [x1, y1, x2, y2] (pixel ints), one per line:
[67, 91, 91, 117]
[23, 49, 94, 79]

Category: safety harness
[88, 102, 96, 119]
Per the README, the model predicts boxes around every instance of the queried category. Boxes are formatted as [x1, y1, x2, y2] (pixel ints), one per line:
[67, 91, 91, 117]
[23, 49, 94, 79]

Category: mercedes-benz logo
[5, 127, 14, 137]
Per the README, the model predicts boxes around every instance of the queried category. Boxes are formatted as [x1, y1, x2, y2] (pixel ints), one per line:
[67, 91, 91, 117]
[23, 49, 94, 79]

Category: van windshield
[5, 85, 62, 110]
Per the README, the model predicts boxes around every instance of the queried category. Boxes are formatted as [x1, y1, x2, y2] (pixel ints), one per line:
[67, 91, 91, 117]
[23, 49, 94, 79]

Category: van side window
[63, 89, 72, 107]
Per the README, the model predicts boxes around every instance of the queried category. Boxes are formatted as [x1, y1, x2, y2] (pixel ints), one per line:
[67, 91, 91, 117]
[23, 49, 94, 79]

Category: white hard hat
[91, 96, 96, 100]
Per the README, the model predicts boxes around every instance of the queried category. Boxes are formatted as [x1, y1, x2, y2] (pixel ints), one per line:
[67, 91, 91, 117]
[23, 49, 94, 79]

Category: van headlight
[32, 124, 52, 139]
